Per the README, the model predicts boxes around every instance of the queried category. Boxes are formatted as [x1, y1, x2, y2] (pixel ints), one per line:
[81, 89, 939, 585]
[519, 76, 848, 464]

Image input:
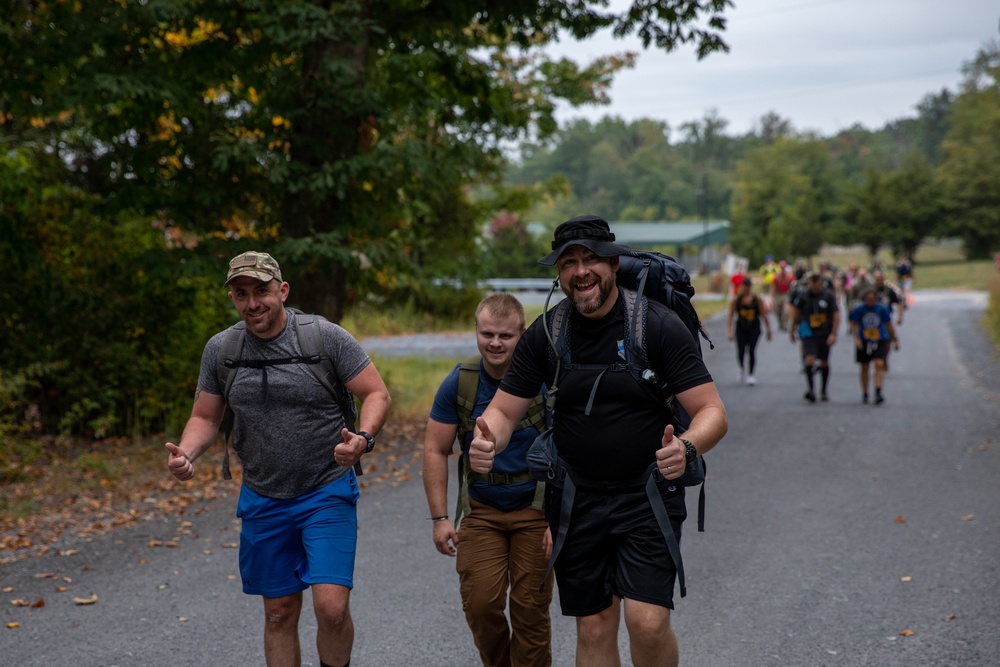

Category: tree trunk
[281, 4, 370, 323]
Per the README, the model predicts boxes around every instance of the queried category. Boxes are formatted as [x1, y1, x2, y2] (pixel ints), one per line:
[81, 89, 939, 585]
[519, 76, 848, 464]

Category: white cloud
[548, 0, 999, 135]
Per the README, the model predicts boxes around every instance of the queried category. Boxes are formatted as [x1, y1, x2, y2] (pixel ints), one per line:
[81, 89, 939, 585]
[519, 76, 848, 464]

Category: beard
[569, 272, 616, 315]
[244, 308, 279, 336]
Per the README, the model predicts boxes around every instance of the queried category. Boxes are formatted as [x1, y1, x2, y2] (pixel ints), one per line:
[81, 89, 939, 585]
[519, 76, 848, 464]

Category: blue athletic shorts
[236, 472, 359, 598]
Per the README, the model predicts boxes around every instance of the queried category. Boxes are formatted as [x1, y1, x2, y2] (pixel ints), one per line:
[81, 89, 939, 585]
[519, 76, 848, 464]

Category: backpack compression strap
[218, 324, 246, 481]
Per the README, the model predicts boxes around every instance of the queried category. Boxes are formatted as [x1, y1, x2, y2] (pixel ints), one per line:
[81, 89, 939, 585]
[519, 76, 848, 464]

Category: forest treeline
[502, 42, 1000, 271]
[0, 2, 996, 442]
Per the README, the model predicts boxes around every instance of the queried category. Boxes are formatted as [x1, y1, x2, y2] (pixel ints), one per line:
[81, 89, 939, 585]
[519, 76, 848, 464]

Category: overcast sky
[547, 0, 1000, 137]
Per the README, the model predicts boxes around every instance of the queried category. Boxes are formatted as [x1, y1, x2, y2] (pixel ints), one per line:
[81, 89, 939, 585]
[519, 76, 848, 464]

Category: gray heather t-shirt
[198, 311, 371, 499]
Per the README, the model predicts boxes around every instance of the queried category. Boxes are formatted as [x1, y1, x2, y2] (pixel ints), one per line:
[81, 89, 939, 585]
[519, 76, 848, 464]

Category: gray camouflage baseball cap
[225, 251, 282, 285]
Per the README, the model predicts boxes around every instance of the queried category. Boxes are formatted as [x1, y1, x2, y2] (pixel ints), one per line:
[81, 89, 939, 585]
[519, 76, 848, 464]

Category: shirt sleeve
[428, 364, 462, 424]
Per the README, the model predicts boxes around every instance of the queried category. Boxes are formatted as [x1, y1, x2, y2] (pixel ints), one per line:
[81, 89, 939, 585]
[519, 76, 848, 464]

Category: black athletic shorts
[855, 340, 889, 364]
[546, 476, 687, 616]
[801, 336, 832, 361]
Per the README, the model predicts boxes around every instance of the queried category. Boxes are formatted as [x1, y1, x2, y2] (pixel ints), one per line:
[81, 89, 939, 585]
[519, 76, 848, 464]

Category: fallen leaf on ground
[899, 629, 915, 636]
[6, 622, 19, 629]
[961, 515, 974, 521]
[72, 594, 98, 605]
[894, 515, 906, 523]
[900, 576, 913, 582]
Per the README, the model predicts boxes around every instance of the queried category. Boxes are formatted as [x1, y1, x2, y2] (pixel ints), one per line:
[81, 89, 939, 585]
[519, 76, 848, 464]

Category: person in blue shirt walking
[849, 286, 900, 404]
[422, 293, 553, 667]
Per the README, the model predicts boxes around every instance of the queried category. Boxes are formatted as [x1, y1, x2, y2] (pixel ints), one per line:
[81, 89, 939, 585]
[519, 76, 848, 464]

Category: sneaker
[862, 393, 869, 404]
[875, 394, 885, 405]
[804, 390, 816, 403]
[820, 392, 829, 402]
[746, 374, 756, 386]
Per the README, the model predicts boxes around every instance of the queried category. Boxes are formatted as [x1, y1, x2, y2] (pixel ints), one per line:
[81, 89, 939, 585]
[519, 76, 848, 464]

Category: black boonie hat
[538, 215, 630, 266]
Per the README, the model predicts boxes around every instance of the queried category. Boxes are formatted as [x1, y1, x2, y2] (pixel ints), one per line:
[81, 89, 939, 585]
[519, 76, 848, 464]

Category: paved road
[3, 290, 998, 666]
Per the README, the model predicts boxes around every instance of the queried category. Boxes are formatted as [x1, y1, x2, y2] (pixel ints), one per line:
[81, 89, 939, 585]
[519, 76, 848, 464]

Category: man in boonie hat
[166, 250, 391, 667]
[537, 215, 631, 316]
[537, 214, 631, 265]
[468, 214, 728, 667]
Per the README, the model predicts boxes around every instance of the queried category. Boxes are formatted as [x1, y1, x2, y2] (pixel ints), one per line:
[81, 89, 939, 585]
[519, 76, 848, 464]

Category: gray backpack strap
[620, 288, 649, 380]
[292, 310, 363, 476]
[217, 323, 246, 481]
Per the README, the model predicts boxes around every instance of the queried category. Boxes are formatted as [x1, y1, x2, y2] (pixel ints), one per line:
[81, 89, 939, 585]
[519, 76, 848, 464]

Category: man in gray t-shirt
[166, 251, 391, 667]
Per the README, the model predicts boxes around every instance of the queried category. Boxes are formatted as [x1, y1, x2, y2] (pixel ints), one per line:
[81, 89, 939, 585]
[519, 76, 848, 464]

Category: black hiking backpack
[215, 308, 363, 479]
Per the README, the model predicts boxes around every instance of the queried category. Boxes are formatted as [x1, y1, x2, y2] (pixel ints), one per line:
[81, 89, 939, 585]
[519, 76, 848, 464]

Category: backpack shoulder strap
[548, 298, 573, 366]
[217, 323, 246, 481]
[291, 310, 363, 476]
[620, 287, 649, 377]
[454, 355, 482, 444]
[218, 322, 247, 400]
[291, 311, 346, 417]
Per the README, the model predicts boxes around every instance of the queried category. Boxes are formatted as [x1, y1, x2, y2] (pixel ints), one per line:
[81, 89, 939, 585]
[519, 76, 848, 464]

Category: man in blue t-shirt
[422, 293, 552, 667]
[849, 286, 900, 404]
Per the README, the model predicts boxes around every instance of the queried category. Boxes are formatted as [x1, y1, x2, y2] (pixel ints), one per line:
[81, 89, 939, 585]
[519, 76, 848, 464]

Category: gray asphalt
[2, 289, 998, 666]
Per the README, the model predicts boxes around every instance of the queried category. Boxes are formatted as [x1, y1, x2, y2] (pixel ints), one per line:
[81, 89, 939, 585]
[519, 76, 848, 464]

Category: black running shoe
[875, 394, 885, 405]
[820, 392, 829, 402]
[804, 390, 816, 403]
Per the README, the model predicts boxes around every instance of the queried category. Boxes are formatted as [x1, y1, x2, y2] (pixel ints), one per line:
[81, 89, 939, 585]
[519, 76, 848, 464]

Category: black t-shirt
[793, 287, 839, 338]
[500, 291, 713, 482]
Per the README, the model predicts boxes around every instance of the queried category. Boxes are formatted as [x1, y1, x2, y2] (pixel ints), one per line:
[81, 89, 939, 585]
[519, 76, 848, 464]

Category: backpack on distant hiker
[452, 355, 548, 527]
[216, 308, 363, 479]
[527, 250, 714, 597]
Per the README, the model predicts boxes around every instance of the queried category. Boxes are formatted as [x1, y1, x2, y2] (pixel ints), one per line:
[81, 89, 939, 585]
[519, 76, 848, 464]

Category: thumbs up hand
[654, 423, 685, 481]
[165, 442, 194, 481]
[469, 416, 497, 474]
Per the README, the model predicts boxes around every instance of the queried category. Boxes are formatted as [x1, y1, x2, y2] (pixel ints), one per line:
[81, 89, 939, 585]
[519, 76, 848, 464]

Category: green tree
[883, 152, 942, 258]
[938, 38, 1000, 258]
[1, 0, 732, 323]
[838, 168, 895, 259]
[0, 150, 228, 436]
[729, 137, 835, 264]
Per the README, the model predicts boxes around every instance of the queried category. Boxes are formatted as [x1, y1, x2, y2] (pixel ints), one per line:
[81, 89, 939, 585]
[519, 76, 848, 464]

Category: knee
[577, 611, 617, 646]
[625, 611, 671, 645]
[263, 597, 301, 629]
[462, 588, 505, 620]
[315, 599, 351, 631]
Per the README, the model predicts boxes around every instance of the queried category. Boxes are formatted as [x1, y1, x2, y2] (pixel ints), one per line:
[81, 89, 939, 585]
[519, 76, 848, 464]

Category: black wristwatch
[358, 431, 376, 453]
[680, 438, 698, 464]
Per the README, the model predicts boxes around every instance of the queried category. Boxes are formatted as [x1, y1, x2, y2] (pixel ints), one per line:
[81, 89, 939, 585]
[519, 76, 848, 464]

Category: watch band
[358, 430, 376, 453]
[680, 437, 697, 464]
